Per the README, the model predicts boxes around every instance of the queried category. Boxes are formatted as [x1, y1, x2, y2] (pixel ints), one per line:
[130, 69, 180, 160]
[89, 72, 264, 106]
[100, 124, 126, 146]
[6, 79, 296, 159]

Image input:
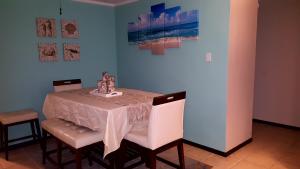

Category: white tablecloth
[43, 88, 160, 156]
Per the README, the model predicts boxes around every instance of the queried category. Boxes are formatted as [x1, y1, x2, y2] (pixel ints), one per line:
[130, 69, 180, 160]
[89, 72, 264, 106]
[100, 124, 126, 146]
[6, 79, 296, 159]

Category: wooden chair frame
[119, 139, 185, 169]
[53, 79, 82, 87]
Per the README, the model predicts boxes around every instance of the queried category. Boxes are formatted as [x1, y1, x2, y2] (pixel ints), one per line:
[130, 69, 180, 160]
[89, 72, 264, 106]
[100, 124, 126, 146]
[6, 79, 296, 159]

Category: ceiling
[73, 0, 139, 7]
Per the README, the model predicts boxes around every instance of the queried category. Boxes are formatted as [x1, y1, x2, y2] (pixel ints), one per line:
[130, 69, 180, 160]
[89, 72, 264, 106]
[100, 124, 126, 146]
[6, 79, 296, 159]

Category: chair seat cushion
[125, 120, 183, 150]
[0, 109, 38, 125]
[42, 119, 103, 149]
[125, 122, 149, 148]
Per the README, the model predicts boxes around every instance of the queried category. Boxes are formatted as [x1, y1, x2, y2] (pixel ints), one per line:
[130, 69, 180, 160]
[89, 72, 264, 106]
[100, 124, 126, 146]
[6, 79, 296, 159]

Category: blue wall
[0, 0, 231, 152]
[116, 0, 230, 151]
[0, 0, 117, 138]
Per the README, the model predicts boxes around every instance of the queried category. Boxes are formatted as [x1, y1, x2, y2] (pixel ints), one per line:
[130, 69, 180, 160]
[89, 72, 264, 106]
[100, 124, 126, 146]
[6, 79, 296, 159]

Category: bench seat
[41, 119, 103, 149]
[0, 109, 40, 160]
[0, 109, 38, 125]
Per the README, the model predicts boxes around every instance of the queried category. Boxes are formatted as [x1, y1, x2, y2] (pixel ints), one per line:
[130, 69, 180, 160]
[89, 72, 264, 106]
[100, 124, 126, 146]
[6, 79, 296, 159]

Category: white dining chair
[53, 79, 82, 92]
[122, 91, 186, 169]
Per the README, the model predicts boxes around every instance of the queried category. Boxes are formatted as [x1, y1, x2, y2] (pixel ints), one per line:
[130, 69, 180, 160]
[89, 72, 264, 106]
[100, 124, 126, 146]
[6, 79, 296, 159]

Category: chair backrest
[53, 79, 82, 92]
[147, 91, 186, 150]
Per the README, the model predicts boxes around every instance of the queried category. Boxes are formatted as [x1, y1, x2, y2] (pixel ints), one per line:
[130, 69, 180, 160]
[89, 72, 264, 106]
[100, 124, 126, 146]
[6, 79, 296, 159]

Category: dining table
[42, 88, 160, 157]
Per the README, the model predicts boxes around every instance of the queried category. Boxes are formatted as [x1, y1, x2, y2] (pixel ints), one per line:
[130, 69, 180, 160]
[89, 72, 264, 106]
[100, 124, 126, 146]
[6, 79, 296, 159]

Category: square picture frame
[38, 43, 58, 62]
[63, 44, 80, 61]
[61, 20, 79, 38]
[36, 17, 56, 37]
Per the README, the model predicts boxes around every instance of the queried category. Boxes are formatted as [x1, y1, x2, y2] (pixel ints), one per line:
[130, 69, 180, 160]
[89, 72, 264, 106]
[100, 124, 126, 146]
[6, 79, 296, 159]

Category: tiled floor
[0, 122, 299, 169]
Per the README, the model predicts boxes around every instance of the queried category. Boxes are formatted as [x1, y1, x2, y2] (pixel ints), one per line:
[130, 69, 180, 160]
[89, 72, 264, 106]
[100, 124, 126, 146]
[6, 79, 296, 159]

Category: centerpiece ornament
[98, 72, 116, 94]
[90, 72, 122, 98]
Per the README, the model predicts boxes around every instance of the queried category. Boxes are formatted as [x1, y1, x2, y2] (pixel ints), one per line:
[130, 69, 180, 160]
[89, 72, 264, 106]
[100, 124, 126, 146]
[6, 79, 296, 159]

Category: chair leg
[4, 125, 8, 160]
[177, 140, 185, 169]
[30, 121, 36, 141]
[75, 149, 82, 169]
[42, 129, 47, 164]
[148, 151, 156, 169]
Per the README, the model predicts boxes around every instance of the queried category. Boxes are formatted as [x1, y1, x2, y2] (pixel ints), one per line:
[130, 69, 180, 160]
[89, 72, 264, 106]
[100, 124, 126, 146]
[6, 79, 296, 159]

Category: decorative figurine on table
[97, 72, 116, 94]
[107, 76, 116, 93]
[91, 72, 122, 97]
[102, 72, 110, 81]
[97, 80, 107, 93]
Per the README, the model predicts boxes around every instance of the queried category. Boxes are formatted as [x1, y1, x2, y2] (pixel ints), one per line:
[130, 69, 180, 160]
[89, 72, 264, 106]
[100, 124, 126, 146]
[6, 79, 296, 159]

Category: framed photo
[38, 43, 58, 62]
[36, 18, 56, 37]
[61, 20, 79, 38]
[63, 44, 80, 61]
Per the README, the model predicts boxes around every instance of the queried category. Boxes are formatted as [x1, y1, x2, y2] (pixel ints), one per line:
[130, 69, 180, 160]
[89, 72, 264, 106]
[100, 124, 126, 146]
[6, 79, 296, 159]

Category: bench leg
[107, 153, 118, 169]
[116, 141, 126, 169]
[30, 121, 36, 141]
[75, 149, 82, 169]
[35, 119, 41, 140]
[4, 125, 8, 160]
[0, 123, 3, 150]
[87, 147, 93, 167]
[34, 119, 42, 150]
[57, 139, 63, 168]
[142, 148, 151, 167]
[148, 151, 156, 169]
[42, 129, 47, 164]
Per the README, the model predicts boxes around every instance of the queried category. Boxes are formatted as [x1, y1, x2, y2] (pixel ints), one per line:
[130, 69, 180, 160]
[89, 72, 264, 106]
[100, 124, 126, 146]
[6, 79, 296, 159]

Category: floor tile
[184, 147, 213, 162]
[230, 160, 268, 169]
[203, 154, 241, 169]
[270, 161, 300, 169]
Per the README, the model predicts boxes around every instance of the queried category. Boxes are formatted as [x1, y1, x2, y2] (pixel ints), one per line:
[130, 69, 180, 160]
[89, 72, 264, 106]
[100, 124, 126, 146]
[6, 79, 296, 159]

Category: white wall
[226, 0, 258, 151]
[254, 0, 300, 127]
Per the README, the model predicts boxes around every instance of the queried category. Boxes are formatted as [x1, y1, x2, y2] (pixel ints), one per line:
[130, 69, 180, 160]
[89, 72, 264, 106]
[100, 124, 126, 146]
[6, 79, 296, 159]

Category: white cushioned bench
[0, 109, 38, 125]
[41, 118, 103, 169]
[0, 109, 40, 160]
[41, 119, 103, 149]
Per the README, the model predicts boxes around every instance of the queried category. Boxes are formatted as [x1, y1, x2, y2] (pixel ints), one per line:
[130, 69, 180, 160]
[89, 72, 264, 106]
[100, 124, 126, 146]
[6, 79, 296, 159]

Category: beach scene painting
[128, 3, 199, 55]
[180, 10, 199, 40]
[164, 6, 182, 49]
[128, 22, 139, 45]
[150, 3, 166, 55]
[137, 13, 151, 50]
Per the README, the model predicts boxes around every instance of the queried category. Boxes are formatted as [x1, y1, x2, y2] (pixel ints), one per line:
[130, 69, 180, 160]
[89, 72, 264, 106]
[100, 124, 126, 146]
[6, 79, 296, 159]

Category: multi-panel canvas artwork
[128, 3, 199, 55]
